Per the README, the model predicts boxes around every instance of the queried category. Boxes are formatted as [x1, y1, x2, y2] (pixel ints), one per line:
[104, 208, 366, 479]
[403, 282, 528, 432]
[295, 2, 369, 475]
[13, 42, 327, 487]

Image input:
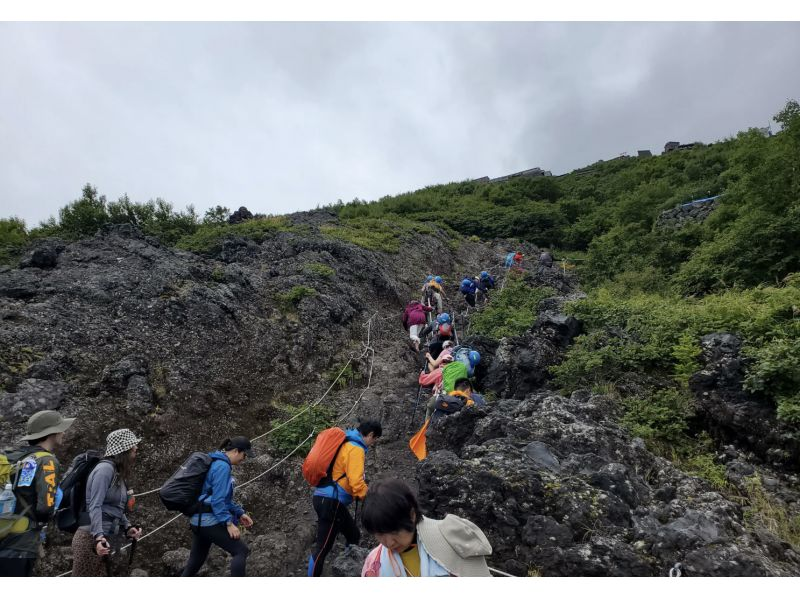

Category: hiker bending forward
[72, 429, 143, 577]
[181, 437, 254, 577]
[308, 420, 382, 576]
[361, 479, 492, 577]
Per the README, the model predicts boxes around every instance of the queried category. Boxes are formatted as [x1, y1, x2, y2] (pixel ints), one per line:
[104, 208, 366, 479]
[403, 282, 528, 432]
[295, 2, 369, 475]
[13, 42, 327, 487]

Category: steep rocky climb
[2, 216, 799, 577]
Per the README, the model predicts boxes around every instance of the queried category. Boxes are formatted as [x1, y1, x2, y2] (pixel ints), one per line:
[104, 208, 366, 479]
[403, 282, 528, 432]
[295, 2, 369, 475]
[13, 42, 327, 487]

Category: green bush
[269, 402, 335, 457]
[553, 282, 800, 424]
[320, 216, 436, 253]
[174, 216, 292, 255]
[469, 277, 554, 339]
[0, 217, 28, 264]
[276, 285, 317, 313]
[620, 389, 694, 452]
[303, 262, 335, 278]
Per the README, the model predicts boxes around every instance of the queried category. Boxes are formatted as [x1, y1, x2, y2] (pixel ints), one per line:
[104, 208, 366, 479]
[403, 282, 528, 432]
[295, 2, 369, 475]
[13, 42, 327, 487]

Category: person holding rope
[308, 419, 382, 576]
[71, 429, 143, 577]
[361, 478, 492, 577]
[181, 437, 254, 577]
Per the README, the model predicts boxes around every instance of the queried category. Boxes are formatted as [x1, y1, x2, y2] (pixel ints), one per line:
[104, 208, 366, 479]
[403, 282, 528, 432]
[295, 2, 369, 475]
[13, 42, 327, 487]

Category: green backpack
[441, 361, 469, 394]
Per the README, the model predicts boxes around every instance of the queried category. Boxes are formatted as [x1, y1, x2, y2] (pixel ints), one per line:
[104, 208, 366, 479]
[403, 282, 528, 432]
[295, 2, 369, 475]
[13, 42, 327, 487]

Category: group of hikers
[1, 251, 560, 578]
[1, 410, 492, 577]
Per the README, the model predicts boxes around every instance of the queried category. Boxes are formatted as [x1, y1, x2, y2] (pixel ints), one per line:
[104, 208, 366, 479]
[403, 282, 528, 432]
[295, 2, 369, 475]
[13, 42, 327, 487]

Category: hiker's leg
[425, 395, 436, 420]
[311, 496, 339, 577]
[434, 293, 442, 313]
[71, 528, 105, 577]
[337, 504, 361, 547]
[203, 524, 249, 577]
[180, 525, 213, 576]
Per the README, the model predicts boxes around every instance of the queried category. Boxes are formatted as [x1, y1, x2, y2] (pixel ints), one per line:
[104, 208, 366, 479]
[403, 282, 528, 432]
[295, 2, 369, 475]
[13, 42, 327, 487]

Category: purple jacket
[402, 302, 433, 329]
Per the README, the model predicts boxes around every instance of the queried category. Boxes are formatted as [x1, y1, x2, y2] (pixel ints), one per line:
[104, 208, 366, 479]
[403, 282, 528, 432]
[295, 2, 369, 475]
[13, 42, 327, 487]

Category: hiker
[421, 313, 453, 359]
[0, 410, 75, 576]
[361, 478, 492, 577]
[475, 271, 495, 304]
[180, 437, 254, 577]
[70, 428, 143, 577]
[460, 277, 477, 308]
[513, 251, 524, 270]
[538, 250, 554, 268]
[308, 420, 382, 576]
[425, 340, 454, 372]
[504, 251, 515, 268]
[428, 276, 445, 314]
[402, 300, 433, 352]
[430, 378, 486, 423]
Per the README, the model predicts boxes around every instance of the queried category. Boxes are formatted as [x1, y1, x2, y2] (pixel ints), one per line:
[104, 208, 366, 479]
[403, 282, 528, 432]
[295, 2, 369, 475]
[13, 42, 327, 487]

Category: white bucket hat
[104, 428, 141, 457]
[417, 514, 492, 577]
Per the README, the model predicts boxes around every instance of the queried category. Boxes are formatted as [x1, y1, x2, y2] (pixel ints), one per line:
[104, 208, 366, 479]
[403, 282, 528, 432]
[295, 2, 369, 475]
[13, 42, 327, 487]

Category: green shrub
[620, 389, 694, 452]
[303, 262, 335, 278]
[276, 285, 317, 313]
[269, 402, 335, 457]
[469, 277, 554, 339]
[0, 217, 28, 264]
[320, 216, 435, 253]
[175, 216, 292, 255]
[743, 475, 800, 548]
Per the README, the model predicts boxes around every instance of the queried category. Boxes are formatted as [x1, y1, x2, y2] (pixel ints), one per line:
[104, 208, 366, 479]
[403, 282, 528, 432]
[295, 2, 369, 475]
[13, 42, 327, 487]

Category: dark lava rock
[0, 379, 70, 422]
[690, 333, 800, 470]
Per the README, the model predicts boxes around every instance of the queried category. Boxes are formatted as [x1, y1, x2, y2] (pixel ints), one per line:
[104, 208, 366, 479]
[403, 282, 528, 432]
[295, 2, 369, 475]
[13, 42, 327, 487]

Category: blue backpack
[460, 279, 475, 295]
[504, 252, 515, 267]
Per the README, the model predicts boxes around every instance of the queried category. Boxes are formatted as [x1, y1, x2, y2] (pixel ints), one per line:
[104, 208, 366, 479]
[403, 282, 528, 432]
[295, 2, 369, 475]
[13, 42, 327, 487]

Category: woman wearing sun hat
[71, 428, 143, 576]
[361, 478, 492, 577]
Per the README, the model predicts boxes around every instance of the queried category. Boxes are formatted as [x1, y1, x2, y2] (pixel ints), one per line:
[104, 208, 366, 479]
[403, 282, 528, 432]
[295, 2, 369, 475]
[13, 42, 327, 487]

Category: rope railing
[130, 314, 379, 499]
[55, 312, 383, 577]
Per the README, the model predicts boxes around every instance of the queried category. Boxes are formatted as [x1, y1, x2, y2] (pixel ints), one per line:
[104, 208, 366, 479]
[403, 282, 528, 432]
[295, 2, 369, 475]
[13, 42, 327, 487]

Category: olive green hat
[20, 410, 76, 441]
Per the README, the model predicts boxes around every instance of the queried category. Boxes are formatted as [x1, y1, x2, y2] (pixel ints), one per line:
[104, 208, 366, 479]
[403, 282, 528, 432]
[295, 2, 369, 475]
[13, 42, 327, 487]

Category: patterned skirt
[71, 529, 129, 577]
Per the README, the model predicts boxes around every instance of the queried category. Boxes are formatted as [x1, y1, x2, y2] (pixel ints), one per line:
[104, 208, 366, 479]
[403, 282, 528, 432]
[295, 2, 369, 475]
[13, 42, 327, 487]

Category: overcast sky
[1, 22, 799, 226]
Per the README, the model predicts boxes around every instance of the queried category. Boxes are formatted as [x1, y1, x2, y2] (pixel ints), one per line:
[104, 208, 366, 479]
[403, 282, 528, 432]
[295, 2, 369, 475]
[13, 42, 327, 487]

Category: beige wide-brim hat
[417, 514, 493, 577]
[21, 410, 76, 441]
[104, 428, 142, 457]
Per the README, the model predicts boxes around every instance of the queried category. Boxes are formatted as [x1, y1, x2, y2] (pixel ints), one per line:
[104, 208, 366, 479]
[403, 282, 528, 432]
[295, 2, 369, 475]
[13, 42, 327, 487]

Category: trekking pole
[409, 378, 424, 430]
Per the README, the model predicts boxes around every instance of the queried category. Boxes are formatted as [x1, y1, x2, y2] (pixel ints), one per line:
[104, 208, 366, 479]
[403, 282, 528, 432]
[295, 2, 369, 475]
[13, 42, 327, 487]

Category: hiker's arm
[207, 464, 233, 524]
[419, 369, 440, 387]
[34, 454, 58, 521]
[86, 463, 114, 538]
[346, 448, 368, 500]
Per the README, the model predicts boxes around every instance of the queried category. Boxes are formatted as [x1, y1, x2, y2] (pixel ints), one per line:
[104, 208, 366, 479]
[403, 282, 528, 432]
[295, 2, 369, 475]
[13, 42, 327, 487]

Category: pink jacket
[419, 367, 443, 390]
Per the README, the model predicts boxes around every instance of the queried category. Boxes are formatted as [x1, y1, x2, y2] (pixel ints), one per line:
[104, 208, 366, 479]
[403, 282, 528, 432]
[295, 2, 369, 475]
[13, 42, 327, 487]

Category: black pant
[464, 293, 476, 307]
[181, 523, 250, 577]
[310, 496, 360, 577]
[0, 556, 36, 577]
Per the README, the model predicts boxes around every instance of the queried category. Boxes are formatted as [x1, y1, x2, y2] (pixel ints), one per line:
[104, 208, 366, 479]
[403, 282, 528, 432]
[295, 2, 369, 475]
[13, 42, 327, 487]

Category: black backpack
[56, 450, 106, 533]
[159, 452, 227, 515]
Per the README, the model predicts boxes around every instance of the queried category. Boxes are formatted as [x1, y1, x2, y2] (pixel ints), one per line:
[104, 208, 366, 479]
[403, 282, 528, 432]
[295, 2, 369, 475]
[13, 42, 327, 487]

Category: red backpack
[302, 428, 348, 487]
[438, 322, 452, 338]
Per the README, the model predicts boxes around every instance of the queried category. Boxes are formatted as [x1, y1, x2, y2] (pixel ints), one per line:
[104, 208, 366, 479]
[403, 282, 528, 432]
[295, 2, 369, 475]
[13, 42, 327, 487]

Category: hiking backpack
[159, 452, 227, 515]
[460, 279, 474, 294]
[451, 346, 477, 376]
[302, 427, 349, 487]
[437, 322, 452, 338]
[441, 361, 469, 394]
[0, 448, 52, 539]
[55, 449, 107, 533]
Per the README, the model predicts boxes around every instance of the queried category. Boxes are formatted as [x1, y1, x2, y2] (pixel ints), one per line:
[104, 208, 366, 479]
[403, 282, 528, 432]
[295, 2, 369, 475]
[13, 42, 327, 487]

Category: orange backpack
[302, 428, 348, 487]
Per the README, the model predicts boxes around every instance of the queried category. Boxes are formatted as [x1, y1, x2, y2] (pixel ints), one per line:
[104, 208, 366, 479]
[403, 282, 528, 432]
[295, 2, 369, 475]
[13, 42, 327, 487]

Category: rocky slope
[2, 216, 799, 577]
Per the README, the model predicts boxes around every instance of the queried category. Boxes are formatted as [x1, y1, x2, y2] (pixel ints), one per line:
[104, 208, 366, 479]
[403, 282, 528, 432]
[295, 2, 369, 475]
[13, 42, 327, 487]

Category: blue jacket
[189, 451, 245, 527]
[312, 429, 369, 506]
[478, 275, 495, 290]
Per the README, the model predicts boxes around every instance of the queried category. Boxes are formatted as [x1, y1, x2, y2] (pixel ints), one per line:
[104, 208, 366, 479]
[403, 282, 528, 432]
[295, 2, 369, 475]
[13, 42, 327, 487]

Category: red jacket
[419, 367, 444, 390]
[402, 302, 433, 329]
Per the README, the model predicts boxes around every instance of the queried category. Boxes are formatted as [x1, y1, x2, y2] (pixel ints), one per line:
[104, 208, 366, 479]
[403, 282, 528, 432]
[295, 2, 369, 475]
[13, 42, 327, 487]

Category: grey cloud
[1, 22, 799, 227]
